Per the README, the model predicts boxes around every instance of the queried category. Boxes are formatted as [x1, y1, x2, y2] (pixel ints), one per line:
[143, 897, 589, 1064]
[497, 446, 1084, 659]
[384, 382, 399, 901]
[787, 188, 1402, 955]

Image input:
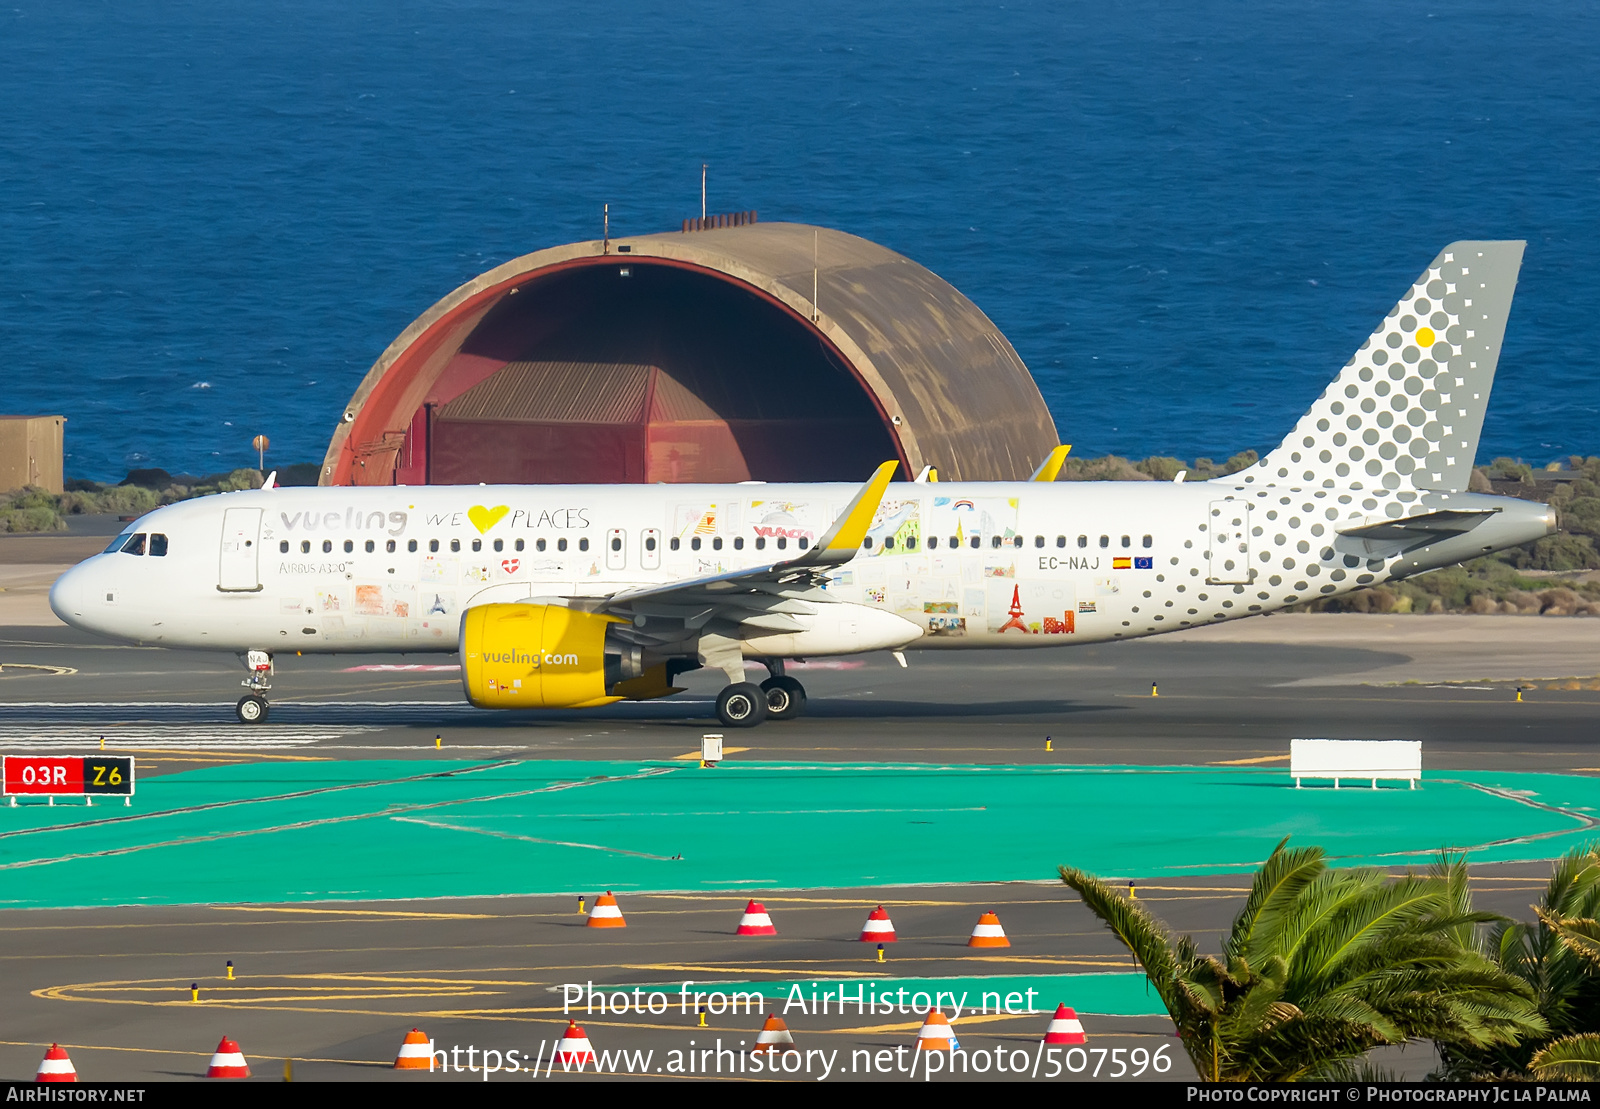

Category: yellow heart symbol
[467, 505, 509, 534]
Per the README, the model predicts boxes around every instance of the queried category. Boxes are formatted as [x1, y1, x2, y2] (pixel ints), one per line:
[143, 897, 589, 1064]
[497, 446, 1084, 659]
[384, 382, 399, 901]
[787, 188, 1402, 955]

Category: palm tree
[1434, 846, 1600, 1080]
[1060, 839, 1545, 1081]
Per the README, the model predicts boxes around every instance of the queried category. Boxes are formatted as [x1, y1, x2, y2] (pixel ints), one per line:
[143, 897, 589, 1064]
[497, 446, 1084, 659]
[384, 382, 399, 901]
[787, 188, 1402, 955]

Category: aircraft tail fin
[1242, 241, 1524, 494]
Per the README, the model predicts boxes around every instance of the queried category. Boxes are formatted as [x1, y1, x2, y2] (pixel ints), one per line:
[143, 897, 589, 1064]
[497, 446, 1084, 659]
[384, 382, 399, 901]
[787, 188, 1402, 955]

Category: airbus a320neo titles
[52, 242, 1555, 726]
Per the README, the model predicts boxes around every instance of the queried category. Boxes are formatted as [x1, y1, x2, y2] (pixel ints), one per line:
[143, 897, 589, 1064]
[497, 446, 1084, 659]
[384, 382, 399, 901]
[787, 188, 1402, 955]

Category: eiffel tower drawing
[998, 584, 1029, 633]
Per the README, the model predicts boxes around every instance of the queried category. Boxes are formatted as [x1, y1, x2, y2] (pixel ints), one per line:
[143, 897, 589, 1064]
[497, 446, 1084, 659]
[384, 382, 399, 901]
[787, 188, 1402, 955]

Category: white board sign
[1290, 739, 1421, 789]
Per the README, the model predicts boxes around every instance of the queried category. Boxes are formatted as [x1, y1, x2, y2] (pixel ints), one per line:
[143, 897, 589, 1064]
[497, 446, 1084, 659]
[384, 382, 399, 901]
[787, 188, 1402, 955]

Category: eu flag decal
[1134, 556, 1153, 569]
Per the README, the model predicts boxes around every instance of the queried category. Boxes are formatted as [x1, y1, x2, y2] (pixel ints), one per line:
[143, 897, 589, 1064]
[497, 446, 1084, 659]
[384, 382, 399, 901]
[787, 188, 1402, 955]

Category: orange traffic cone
[915, 1010, 960, 1051]
[557, 1021, 596, 1065]
[751, 1013, 797, 1054]
[205, 1036, 251, 1078]
[394, 1028, 434, 1069]
[1042, 1004, 1087, 1044]
[35, 1044, 76, 1082]
[859, 905, 897, 943]
[735, 899, 776, 935]
[967, 910, 1010, 948]
[586, 891, 626, 928]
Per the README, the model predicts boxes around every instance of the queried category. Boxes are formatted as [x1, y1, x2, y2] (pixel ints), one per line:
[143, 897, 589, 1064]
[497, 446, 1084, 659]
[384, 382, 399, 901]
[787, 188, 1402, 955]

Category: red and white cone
[1042, 1004, 1087, 1045]
[859, 905, 897, 943]
[915, 1010, 960, 1051]
[205, 1036, 251, 1078]
[394, 1027, 434, 1069]
[751, 1013, 797, 1054]
[556, 1021, 596, 1066]
[35, 1044, 76, 1082]
[735, 899, 776, 935]
[586, 891, 626, 929]
[967, 911, 1010, 948]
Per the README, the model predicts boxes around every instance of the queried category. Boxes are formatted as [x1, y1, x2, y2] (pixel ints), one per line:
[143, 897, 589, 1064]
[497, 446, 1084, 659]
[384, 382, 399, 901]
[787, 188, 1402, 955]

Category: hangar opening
[327, 222, 1060, 487]
[403, 261, 898, 485]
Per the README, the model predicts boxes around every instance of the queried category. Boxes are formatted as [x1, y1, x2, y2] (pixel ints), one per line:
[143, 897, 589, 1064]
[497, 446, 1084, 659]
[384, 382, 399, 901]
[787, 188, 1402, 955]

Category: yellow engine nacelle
[460, 604, 626, 710]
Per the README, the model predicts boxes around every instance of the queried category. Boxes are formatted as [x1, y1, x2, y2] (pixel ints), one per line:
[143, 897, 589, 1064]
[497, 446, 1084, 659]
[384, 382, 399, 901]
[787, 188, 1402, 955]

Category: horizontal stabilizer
[1337, 508, 1499, 541]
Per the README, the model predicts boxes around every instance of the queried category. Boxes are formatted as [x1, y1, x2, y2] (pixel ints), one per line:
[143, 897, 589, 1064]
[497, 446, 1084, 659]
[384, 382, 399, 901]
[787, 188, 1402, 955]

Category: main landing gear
[236, 649, 272, 724]
[713, 660, 808, 728]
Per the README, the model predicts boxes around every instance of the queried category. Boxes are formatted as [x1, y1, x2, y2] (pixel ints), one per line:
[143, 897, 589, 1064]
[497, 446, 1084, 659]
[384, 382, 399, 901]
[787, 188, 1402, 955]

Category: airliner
[50, 241, 1555, 726]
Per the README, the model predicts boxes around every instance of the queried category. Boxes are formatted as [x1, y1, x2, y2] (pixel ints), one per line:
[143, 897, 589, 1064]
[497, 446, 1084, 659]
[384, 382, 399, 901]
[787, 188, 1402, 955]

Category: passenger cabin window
[301, 541, 311, 554]
[1012, 536, 1024, 548]
[407, 540, 417, 552]
[1078, 535, 1088, 548]
[690, 536, 701, 551]
[1098, 535, 1109, 548]
[578, 538, 589, 552]
[928, 537, 938, 549]
[120, 533, 146, 556]
[610, 536, 622, 551]
[863, 536, 873, 549]
[536, 538, 547, 552]
[149, 533, 168, 556]
[494, 539, 503, 552]
[387, 539, 397, 553]
[471, 539, 481, 552]
[712, 537, 723, 550]
[991, 536, 1002, 548]
[904, 536, 915, 550]
[970, 536, 980, 549]
[798, 537, 809, 549]
[1121, 535, 1131, 548]
[1142, 534, 1153, 548]
[648, 536, 659, 552]
[514, 539, 524, 551]
[556, 538, 567, 552]
[429, 539, 439, 553]
[365, 540, 375, 553]
[1034, 535, 1045, 548]
[344, 540, 354, 553]
[733, 537, 744, 550]
[881, 537, 892, 550]
[450, 539, 460, 552]
[280, 541, 289, 553]
[1056, 536, 1066, 548]
[669, 537, 679, 551]
[323, 540, 333, 553]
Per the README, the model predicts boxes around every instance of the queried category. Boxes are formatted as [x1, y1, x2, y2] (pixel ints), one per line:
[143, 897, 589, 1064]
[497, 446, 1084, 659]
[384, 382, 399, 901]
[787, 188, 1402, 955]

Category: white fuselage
[49, 478, 1553, 659]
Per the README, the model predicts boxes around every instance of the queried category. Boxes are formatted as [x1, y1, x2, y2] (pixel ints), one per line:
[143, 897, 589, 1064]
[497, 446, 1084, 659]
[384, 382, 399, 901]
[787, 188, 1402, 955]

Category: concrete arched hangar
[322, 221, 1060, 487]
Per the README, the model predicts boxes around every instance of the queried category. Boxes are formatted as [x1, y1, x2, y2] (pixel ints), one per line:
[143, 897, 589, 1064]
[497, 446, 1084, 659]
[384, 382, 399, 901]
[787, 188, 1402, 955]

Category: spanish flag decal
[1112, 557, 1132, 569]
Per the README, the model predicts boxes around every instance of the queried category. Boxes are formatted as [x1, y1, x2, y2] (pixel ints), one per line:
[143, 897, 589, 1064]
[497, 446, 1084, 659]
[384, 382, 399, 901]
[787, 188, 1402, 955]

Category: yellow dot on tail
[1416, 327, 1435, 346]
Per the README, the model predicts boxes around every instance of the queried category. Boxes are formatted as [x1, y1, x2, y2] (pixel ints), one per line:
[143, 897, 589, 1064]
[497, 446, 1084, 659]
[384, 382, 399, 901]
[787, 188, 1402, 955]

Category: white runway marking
[0, 726, 372, 748]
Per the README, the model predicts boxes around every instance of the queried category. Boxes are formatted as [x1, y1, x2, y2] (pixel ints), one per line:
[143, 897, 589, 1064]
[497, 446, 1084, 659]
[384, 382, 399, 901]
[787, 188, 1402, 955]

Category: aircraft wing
[1336, 508, 1500, 542]
[578, 461, 899, 636]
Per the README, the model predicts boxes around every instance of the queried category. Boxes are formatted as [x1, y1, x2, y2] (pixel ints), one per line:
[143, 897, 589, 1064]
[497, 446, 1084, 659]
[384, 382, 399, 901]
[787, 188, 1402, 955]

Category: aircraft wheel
[761, 676, 807, 720]
[716, 683, 768, 728]
[236, 694, 270, 725]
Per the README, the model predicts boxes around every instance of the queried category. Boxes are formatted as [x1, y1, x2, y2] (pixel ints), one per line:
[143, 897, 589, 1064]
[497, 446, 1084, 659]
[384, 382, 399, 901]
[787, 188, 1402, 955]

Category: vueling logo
[484, 649, 580, 668]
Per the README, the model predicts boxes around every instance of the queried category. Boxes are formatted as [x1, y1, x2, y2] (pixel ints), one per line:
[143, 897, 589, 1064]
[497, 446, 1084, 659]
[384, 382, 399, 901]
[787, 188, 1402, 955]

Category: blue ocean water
[2, 0, 1597, 481]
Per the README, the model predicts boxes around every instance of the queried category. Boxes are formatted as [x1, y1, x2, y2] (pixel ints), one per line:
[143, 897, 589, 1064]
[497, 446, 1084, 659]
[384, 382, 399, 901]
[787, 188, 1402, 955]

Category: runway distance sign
[3, 756, 135, 797]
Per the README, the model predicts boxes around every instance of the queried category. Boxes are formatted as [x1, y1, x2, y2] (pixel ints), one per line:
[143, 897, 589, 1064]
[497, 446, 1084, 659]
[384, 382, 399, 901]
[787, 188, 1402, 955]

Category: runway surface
[2, 615, 1598, 1081]
[2, 620, 1599, 772]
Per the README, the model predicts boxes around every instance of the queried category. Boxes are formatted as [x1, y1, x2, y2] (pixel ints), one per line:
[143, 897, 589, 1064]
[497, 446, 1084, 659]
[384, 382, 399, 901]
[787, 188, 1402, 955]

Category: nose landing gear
[236, 649, 272, 724]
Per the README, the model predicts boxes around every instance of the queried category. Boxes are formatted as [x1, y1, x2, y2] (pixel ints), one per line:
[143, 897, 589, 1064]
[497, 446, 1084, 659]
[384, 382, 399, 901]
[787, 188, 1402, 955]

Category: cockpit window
[120, 533, 147, 556]
[105, 532, 132, 554]
[149, 533, 169, 557]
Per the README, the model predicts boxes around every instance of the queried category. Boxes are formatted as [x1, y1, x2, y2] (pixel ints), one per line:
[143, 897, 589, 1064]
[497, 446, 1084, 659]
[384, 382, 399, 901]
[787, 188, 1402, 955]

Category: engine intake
[460, 603, 632, 709]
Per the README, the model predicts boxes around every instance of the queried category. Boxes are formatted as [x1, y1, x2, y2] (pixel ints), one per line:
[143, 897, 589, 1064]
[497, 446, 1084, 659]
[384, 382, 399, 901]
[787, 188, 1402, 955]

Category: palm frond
[1223, 837, 1325, 963]
[1059, 865, 1180, 1007]
[1531, 1033, 1600, 1080]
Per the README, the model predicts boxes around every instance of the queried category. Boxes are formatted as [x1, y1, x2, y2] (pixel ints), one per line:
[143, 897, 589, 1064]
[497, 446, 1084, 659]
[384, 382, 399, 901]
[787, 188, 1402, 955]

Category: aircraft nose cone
[49, 564, 89, 628]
